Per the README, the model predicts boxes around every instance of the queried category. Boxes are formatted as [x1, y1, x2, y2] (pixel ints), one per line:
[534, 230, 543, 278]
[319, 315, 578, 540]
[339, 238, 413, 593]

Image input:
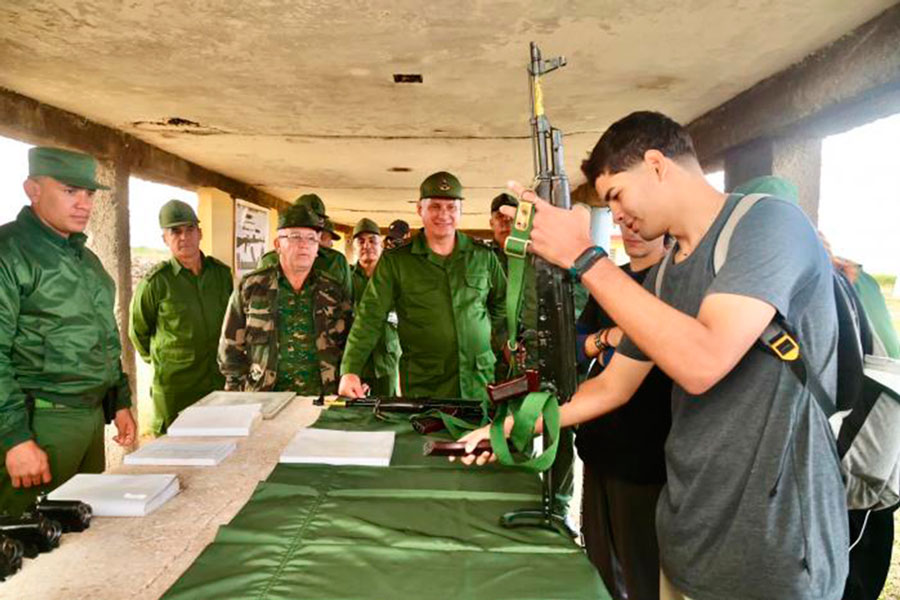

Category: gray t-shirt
[618, 195, 848, 600]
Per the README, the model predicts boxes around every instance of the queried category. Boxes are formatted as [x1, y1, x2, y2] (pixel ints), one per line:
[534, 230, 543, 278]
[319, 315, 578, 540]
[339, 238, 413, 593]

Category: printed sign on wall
[234, 199, 269, 280]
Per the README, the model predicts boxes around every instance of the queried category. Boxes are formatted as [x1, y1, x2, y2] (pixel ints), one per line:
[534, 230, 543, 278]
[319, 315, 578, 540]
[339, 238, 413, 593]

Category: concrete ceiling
[0, 0, 894, 229]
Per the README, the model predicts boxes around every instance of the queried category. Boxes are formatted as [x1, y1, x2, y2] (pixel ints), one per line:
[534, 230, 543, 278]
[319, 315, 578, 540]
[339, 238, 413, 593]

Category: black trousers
[581, 464, 664, 600]
[843, 506, 896, 600]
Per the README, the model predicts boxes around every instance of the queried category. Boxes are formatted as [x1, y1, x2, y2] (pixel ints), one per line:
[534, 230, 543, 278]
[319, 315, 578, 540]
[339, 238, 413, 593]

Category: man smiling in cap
[0, 147, 135, 515]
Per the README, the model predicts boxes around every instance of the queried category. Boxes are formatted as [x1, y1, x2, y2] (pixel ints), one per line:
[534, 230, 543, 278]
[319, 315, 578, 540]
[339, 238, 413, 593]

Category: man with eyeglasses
[339, 172, 506, 401]
[218, 204, 352, 395]
[129, 200, 233, 435]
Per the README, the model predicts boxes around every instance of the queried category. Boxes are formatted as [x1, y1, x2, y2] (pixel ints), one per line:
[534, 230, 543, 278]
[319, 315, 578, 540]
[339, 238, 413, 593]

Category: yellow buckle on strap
[514, 200, 534, 231]
[767, 332, 800, 361]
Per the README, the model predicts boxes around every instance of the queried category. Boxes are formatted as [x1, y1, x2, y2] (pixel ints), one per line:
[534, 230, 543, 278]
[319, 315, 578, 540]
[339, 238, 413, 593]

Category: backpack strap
[713, 193, 769, 274]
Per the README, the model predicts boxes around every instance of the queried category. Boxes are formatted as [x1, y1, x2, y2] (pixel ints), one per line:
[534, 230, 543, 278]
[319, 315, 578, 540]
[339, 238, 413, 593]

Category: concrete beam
[688, 4, 900, 165]
[0, 87, 289, 212]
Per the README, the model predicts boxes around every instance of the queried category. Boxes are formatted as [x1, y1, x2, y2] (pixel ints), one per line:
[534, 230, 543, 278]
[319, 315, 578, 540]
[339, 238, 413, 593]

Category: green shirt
[854, 270, 900, 359]
[274, 273, 322, 394]
[258, 246, 353, 302]
[341, 231, 506, 401]
[0, 207, 132, 451]
[351, 264, 401, 395]
[129, 254, 233, 428]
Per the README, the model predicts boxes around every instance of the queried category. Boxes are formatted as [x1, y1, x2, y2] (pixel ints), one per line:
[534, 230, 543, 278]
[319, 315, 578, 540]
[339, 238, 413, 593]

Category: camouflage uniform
[218, 265, 352, 394]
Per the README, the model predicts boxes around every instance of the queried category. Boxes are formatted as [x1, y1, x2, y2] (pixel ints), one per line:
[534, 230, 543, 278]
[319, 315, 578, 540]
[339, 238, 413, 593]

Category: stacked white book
[124, 440, 237, 466]
[280, 428, 396, 467]
[167, 403, 262, 437]
[193, 391, 295, 419]
[48, 474, 180, 517]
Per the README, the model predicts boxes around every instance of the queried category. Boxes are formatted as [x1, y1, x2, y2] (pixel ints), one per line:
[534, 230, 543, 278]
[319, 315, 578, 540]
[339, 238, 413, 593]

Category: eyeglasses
[278, 233, 319, 246]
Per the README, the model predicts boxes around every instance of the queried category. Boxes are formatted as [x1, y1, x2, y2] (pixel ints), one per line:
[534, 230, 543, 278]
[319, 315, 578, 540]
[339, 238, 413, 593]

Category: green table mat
[163, 407, 608, 600]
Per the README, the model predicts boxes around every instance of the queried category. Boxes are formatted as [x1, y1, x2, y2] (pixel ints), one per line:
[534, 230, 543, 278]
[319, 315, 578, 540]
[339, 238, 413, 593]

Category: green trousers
[0, 403, 105, 517]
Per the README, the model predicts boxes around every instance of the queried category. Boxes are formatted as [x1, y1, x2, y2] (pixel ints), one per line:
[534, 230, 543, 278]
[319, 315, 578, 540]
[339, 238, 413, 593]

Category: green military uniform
[0, 148, 131, 516]
[219, 205, 353, 394]
[342, 230, 506, 400]
[130, 238, 233, 434]
[258, 193, 352, 299]
[349, 218, 401, 396]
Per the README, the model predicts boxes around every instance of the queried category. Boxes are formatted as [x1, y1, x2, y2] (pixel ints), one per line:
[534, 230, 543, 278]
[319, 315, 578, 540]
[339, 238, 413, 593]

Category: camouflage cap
[323, 217, 341, 241]
[352, 218, 381, 238]
[279, 204, 322, 230]
[294, 193, 328, 218]
[159, 199, 199, 228]
[491, 192, 518, 214]
[28, 147, 110, 191]
[732, 175, 799, 204]
[419, 171, 463, 200]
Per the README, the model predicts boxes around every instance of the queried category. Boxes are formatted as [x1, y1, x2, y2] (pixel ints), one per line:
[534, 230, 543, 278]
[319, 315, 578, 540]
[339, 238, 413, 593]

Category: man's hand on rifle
[501, 180, 594, 269]
[338, 374, 370, 398]
[449, 416, 516, 466]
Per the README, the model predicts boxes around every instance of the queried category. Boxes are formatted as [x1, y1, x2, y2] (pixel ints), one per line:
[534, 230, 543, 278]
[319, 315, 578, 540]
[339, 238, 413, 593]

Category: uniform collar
[17, 206, 88, 253]
[168, 252, 208, 276]
[410, 229, 471, 257]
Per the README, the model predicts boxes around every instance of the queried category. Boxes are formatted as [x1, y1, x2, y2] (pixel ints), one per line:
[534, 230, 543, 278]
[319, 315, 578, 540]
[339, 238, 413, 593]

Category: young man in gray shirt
[459, 112, 848, 599]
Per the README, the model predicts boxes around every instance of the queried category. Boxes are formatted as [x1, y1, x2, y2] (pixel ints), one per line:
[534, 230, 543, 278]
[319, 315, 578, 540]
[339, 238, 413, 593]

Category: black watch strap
[569, 245, 608, 281]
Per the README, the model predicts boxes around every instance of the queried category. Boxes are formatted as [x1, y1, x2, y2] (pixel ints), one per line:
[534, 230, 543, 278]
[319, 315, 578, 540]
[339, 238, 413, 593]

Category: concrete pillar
[723, 134, 823, 223]
[772, 135, 822, 224]
[267, 208, 278, 253]
[197, 187, 235, 269]
[85, 159, 136, 469]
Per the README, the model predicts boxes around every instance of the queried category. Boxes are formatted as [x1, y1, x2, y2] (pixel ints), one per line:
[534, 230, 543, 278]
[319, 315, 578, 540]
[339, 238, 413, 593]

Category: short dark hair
[581, 111, 697, 184]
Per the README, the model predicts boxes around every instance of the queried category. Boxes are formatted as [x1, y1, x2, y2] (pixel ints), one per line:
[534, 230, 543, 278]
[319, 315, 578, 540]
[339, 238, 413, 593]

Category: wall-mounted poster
[234, 199, 269, 280]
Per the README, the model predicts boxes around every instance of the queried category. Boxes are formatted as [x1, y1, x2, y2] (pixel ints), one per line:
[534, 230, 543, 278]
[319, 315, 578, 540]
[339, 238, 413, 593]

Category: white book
[124, 440, 237, 466]
[193, 391, 295, 419]
[48, 474, 180, 517]
[280, 428, 395, 467]
[167, 404, 262, 437]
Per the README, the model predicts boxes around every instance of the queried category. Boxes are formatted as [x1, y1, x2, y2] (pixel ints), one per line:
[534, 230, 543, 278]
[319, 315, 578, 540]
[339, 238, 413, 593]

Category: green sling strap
[483, 197, 561, 472]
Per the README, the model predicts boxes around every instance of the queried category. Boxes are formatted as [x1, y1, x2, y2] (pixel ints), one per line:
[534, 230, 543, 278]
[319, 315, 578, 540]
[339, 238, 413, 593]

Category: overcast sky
[1, 112, 897, 274]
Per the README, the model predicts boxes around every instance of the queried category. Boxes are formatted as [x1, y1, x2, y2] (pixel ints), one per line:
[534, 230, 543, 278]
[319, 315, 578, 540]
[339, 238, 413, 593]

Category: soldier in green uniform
[0, 147, 136, 516]
[350, 218, 401, 396]
[339, 172, 506, 402]
[218, 205, 352, 395]
[320, 217, 341, 250]
[129, 200, 233, 435]
[486, 193, 519, 380]
[257, 194, 352, 300]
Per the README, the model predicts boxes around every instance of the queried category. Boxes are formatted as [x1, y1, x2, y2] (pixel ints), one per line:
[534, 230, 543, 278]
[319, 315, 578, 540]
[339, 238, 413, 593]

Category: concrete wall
[197, 187, 236, 269]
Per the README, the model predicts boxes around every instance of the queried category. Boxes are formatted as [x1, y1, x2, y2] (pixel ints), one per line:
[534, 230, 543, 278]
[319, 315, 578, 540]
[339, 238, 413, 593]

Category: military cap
[419, 171, 463, 200]
[28, 147, 110, 191]
[353, 218, 381, 239]
[388, 219, 410, 239]
[159, 199, 200, 228]
[278, 204, 322, 230]
[732, 175, 798, 204]
[323, 217, 341, 241]
[294, 193, 328, 218]
[491, 192, 518, 214]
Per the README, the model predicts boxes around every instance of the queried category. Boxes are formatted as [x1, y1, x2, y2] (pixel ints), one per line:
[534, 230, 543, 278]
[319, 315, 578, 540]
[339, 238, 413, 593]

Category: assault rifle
[315, 395, 486, 434]
[497, 42, 578, 536]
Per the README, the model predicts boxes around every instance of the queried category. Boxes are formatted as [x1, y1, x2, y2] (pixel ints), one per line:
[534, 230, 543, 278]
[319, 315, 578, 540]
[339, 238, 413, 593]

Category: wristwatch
[569, 245, 608, 281]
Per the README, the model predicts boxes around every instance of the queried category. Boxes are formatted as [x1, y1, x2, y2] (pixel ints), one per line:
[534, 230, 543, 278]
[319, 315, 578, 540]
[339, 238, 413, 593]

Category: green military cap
[28, 146, 110, 191]
[491, 192, 518, 213]
[352, 218, 381, 238]
[419, 171, 463, 200]
[732, 175, 798, 204]
[159, 199, 199, 228]
[279, 204, 322, 230]
[294, 193, 328, 218]
[323, 217, 341, 241]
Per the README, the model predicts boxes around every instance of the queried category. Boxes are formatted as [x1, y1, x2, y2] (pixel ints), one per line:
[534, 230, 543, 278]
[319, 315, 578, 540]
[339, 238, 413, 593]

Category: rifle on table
[315, 395, 487, 435]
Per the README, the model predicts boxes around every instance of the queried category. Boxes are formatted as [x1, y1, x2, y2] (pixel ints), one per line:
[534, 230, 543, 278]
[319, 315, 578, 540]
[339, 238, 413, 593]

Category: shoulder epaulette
[144, 260, 172, 281]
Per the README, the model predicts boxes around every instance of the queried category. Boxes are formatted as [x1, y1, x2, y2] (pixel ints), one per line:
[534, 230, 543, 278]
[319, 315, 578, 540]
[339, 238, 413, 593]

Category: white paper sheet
[124, 440, 237, 466]
[167, 404, 262, 437]
[48, 474, 180, 517]
[193, 391, 295, 419]
[280, 429, 395, 467]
